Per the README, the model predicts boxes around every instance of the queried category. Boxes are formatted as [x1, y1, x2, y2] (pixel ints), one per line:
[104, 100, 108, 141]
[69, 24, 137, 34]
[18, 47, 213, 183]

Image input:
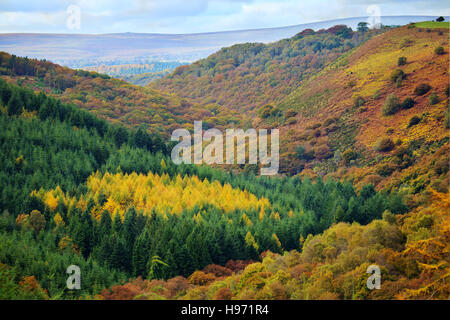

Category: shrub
[434, 46, 445, 55]
[390, 69, 405, 83]
[382, 93, 401, 116]
[398, 57, 407, 66]
[353, 96, 365, 108]
[414, 83, 431, 96]
[213, 287, 233, 300]
[386, 127, 394, 134]
[342, 149, 357, 164]
[188, 271, 216, 286]
[446, 84, 449, 97]
[401, 97, 415, 109]
[408, 115, 421, 127]
[295, 146, 306, 159]
[259, 104, 273, 118]
[429, 93, 439, 105]
[382, 210, 396, 224]
[203, 264, 232, 277]
[375, 137, 395, 152]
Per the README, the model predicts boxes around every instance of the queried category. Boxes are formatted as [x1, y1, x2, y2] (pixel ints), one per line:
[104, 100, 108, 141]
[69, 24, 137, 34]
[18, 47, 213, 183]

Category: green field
[414, 21, 450, 28]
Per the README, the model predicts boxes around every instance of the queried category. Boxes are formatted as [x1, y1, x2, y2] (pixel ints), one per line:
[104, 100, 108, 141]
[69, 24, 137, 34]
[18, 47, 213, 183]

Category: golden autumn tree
[397, 190, 450, 299]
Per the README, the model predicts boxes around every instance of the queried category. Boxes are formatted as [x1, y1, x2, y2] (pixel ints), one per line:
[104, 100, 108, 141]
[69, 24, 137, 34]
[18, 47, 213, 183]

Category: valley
[0, 18, 449, 300]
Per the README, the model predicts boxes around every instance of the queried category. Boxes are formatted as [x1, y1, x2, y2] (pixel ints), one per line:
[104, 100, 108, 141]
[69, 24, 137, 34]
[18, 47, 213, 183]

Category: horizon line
[0, 15, 445, 37]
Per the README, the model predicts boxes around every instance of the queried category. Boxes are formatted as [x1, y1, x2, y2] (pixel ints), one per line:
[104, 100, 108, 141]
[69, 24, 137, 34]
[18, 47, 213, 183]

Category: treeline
[0, 52, 109, 91]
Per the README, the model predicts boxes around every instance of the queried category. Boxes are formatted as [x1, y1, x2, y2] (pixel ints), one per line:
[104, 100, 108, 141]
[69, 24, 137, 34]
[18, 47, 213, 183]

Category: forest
[0, 51, 238, 136]
[0, 79, 408, 299]
[0, 21, 448, 300]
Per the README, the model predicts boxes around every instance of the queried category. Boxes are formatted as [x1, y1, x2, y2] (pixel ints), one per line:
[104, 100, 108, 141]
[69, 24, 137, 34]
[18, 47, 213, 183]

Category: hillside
[269, 24, 449, 201]
[152, 23, 449, 202]
[0, 21, 448, 301]
[0, 52, 239, 136]
[150, 25, 384, 119]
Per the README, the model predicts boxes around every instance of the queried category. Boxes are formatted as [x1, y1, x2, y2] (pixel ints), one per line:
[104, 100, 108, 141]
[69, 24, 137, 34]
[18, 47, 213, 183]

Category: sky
[0, 0, 448, 34]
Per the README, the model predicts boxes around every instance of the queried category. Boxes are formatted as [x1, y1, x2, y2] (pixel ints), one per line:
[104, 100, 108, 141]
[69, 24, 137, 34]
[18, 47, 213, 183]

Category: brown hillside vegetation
[270, 25, 449, 202]
[150, 25, 384, 119]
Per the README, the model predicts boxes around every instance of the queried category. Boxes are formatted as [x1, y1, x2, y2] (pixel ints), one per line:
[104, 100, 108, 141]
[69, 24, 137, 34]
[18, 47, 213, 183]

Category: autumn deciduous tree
[187, 271, 216, 286]
[203, 264, 232, 277]
[213, 287, 233, 300]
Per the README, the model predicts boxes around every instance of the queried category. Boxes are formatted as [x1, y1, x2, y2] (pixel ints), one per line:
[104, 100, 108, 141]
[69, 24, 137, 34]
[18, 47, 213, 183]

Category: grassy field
[414, 21, 450, 28]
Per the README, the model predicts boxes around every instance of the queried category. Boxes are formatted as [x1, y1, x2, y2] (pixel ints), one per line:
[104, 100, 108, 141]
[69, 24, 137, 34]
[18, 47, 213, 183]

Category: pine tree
[7, 89, 23, 116]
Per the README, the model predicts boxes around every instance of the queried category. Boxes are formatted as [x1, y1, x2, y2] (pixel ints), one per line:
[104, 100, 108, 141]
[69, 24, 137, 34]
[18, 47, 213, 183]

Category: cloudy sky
[0, 0, 448, 34]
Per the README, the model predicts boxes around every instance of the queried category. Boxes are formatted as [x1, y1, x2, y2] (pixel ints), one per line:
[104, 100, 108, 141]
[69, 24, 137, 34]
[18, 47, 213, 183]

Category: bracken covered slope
[269, 25, 449, 203]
